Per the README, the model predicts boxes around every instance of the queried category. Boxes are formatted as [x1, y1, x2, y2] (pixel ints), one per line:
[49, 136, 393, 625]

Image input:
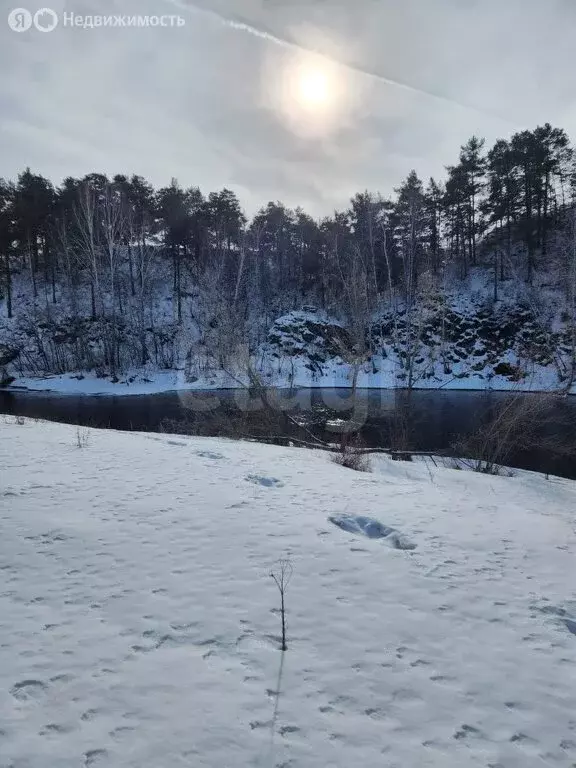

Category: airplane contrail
[165, 0, 517, 127]
[167, 0, 291, 47]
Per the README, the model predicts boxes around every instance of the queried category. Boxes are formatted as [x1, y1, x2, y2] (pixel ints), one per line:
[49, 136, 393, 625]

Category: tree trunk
[51, 263, 57, 304]
[128, 244, 135, 297]
[504, 214, 511, 281]
[4, 251, 12, 318]
[177, 247, 182, 323]
[28, 235, 38, 298]
[493, 248, 499, 303]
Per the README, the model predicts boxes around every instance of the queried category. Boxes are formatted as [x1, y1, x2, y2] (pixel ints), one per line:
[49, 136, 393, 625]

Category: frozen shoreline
[4, 366, 575, 397]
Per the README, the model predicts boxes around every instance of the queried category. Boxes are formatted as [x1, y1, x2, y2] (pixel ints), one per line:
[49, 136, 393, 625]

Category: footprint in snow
[329, 514, 416, 550]
[454, 724, 483, 740]
[196, 450, 224, 460]
[25, 531, 69, 544]
[10, 679, 48, 701]
[250, 720, 273, 731]
[84, 749, 108, 766]
[40, 723, 75, 736]
[245, 474, 284, 488]
[531, 600, 576, 637]
[565, 619, 576, 636]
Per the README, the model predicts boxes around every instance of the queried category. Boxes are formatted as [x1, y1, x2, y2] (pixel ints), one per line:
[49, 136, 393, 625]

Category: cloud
[1, 0, 575, 216]
[168, 0, 518, 125]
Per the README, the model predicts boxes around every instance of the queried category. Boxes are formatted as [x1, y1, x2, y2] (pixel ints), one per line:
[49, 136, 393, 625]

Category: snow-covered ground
[6, 362, 574, 395]
[2, 419, 576, 767]
[6, 370, 194, 396]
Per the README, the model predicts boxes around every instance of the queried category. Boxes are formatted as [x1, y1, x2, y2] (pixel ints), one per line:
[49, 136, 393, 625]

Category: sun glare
[262, 43, 361, 139]
[297, 68, 330, 109]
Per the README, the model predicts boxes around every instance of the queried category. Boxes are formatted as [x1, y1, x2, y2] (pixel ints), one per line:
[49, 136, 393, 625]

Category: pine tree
[348, 191, 387, 297]
[444, 137, 486, 278]
[483, 139, 521, 298]
[13, 169, 56, 300]
[459, 136, 486, 268]
[443, 163, 469, 278]
[393, 171, 427, 305]
[510, 125, 572, 280]
[425, 178, 444, 276]
[0, 179, 15, 318]
[156, 179, 193, 322]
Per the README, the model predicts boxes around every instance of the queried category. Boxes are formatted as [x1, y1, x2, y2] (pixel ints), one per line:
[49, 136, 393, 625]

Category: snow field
[1, 419, 576, 767]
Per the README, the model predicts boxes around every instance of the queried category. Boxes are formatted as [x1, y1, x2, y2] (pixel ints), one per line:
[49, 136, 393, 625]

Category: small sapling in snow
[270, 559, 293, 651]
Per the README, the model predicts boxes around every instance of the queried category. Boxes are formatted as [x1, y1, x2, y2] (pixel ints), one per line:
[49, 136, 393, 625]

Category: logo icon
[8, 7, 32, 31]
[33, 7, 58, 31]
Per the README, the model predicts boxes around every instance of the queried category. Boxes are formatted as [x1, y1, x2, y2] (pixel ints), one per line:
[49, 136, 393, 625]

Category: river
[1, 388, 575, 479]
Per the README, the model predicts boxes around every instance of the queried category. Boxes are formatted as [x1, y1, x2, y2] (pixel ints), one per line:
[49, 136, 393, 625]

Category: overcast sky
[2, 0, 575, 215]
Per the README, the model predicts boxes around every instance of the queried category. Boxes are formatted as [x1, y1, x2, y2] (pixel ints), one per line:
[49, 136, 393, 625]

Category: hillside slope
[2, 268, 576, 394]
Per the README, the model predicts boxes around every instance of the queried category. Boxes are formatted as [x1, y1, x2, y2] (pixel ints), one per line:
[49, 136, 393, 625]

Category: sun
[297, 68, 331, 109]
[262, 48, 356, 138]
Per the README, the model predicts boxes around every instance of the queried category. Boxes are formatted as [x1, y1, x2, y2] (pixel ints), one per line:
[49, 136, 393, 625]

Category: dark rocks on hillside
[0, 345, 18, 388]
[0, 344, 19, 367]
[0, 370, 15, 388]
[368, 303, 556, 379]
[266, 313, 351, 364]
[493, 362, 525, 381]
[265, 304, 560, 384]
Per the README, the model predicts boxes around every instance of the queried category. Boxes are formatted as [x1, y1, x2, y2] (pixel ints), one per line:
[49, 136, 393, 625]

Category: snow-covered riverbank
[5, 361, 574, 396]
[2, 419, 576, 767]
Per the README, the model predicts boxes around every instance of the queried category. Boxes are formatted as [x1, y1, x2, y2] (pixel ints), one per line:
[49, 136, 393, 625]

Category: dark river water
[1, 388, 575, 479]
